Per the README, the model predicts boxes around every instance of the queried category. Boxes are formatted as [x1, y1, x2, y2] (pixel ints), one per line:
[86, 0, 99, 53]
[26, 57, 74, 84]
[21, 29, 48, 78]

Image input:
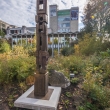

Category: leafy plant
[70, 78, 79, 85]
[84, 102, 97, 110]
[47, 55, 85, 78]
[65, 92, 72, 98]
[83, 72, 110, 108]
[61, 46, 74, 56]
[64, 99, 70, 109]
[53, 38, 58, 44]
[0, 46, 36, 84]
[0, 40, 11, 53]
[77, 33, 110, 56]
[77, 106, 86, 110]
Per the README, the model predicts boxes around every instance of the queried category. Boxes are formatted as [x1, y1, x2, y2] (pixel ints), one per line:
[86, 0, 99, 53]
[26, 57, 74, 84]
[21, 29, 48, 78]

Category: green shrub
[78, 35, 100, 55]
[61, 46, 74, 56]
[47, 55, 85, 78]
[0, 56, 36, 84]
[0, 40, 11, 53]
[77, 106, 86, 110]
[54, 50, 58, 56]
[83, 72, 110, 108]
[48, 48, 52, 56]
[84, 102, 97, 110]
[65, 92, 72, 97]
[0, 46, 36, 84]
[70, 78, 79, 84]
[99, 58, 110, 84]
[53, 38, 58, 44]
[77, 33, 110, 56]
[66, 56, 85, 73]
[28, 48, 36, 56]
[99, 49, 110, 59]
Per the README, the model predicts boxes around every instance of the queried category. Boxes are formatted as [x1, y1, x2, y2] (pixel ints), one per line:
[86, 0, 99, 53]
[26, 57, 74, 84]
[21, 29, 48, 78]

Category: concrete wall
[70, 7, 79, 32]
[49, 5, 58, 33]
[0, 20, 10, 30]
[50, 16, 58, 33]
[70, 20, 78, 32]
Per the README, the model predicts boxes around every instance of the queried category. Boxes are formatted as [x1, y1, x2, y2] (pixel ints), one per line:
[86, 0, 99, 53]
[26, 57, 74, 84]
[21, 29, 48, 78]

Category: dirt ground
[0, 77, 83, 110]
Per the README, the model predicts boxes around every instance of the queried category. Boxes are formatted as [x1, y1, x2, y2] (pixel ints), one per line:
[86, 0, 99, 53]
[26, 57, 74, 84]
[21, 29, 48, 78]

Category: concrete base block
[14, 86, 61, 110]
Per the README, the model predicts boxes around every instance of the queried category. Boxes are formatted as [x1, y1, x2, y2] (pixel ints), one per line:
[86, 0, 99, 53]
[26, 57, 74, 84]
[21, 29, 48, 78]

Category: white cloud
[0, 0, 86, 29]
[0, 0, 36, 27]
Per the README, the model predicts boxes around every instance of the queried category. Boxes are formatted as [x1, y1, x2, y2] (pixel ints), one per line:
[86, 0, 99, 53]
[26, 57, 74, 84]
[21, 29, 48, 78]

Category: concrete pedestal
[14, 86, 61, 110]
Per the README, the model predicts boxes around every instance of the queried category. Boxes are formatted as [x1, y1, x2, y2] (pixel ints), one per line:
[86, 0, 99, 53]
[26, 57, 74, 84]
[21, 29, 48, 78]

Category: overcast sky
[0, 0, 87, 30]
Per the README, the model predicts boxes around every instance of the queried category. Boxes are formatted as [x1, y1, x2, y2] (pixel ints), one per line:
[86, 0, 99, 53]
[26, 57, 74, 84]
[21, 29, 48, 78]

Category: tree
[0, 30, 5, 38]
[82, 0, 110, 35]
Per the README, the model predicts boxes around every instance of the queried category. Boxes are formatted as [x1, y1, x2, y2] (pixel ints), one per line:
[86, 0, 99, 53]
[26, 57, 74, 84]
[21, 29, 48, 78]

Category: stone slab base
[14, 86, 61, 110]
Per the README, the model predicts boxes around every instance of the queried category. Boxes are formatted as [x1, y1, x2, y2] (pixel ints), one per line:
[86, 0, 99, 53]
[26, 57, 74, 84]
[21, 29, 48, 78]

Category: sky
[0, 0, 87, 30]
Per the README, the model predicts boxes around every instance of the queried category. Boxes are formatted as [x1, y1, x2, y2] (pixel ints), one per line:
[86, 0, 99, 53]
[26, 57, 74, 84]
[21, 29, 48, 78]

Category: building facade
[49, 5, 79, 33]
[4, 5, 79, 56]
[0, 19, 12, 34]
[6, 26, 35, 35]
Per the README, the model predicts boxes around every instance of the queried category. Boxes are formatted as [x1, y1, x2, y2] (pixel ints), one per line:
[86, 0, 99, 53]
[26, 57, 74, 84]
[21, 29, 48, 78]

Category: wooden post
[34, 0, 49, 97]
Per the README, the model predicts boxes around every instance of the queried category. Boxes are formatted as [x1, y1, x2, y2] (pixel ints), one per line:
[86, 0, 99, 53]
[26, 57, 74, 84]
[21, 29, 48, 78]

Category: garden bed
[0, 76, 83, 110]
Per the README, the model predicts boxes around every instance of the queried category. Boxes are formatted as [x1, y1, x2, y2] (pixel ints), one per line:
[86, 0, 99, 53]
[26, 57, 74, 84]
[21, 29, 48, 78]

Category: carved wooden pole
[34, 0, 49, 97]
